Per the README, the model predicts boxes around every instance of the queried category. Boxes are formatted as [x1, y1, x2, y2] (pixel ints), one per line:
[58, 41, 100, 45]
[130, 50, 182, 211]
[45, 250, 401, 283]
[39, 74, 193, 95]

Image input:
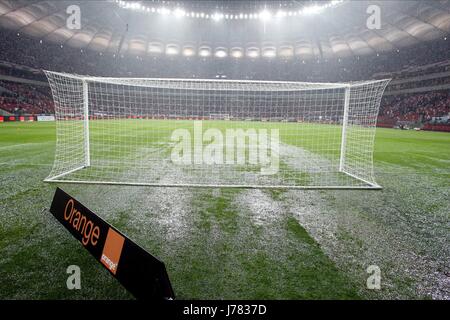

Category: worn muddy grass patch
[1, 123, 449, 299]
[167, 188, 360, 299]
[0, 187, 131, 299]
[284, 166, 449, 300]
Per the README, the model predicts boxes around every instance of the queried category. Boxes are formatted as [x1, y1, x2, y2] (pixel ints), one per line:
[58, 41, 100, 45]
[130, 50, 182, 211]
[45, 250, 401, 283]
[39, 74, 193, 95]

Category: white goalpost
[44, 70, 390, 189]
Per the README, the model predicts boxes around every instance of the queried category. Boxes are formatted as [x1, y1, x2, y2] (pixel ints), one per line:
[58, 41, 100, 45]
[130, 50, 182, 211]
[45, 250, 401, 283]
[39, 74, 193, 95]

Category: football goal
[44, 71, 390, 189]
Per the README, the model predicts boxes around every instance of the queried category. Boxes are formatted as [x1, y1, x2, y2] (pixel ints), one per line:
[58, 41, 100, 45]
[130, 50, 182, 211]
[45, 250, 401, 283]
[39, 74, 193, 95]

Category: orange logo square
[100, 228, 125, 275]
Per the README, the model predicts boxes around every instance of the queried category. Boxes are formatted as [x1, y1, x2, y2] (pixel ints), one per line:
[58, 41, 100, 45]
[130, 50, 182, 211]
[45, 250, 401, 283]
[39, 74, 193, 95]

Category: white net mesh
[44, 71, 390, 189]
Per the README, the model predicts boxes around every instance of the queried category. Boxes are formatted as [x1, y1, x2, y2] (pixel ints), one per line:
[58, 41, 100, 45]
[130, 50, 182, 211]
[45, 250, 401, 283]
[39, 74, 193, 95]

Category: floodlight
[215, 48, 227, 58]
[259, 10, 272, 21]
[212, 13, 224, 21]
[166, 46, 179, 55]
[182, 47, 195, 57]
[173, 8, 185, 17]
[160, 7, 170, 15]
[199, 47, 211, 57]
[230, 48, 243, 58]
[276, 10, 286, 18]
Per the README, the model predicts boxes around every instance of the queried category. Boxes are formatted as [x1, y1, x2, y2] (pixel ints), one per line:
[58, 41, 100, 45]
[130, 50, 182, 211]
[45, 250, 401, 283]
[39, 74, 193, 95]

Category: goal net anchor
[43, 71, 390, 189]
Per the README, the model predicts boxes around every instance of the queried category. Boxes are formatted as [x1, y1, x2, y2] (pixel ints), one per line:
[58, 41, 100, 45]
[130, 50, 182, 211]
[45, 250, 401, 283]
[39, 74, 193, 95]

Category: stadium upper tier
[0, 0, 449, 60]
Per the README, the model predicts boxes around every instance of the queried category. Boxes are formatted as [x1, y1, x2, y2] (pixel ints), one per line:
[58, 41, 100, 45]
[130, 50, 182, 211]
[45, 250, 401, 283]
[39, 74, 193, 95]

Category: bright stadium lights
[114, 0, 345, 20]
[276, 10, 287, 18]
[232, 52, 243, 58]
[212, 13, 224, 21]
[279, 46, 294, 58]
[148, 43, 163, 54]
[160, 7, 170, 15]
[166, 48, 178, 55]
[198, 48, 211, 57]
[259, 10, 272, 21]
[247, 49, 260, 58]
[230, 49, 243, 58]
[215, 48, 227, 58]
[182, 47, 195, 57]
[173, 8, 185, 18]
[262, 50, 276, 58]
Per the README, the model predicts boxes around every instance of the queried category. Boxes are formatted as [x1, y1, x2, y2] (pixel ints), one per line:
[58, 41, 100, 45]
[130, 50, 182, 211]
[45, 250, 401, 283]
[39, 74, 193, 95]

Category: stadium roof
[0, 0, 449, 60]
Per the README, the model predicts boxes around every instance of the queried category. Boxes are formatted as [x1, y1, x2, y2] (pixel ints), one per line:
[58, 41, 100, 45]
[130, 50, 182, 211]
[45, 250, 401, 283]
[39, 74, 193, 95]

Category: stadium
[0, 0, 449, 302]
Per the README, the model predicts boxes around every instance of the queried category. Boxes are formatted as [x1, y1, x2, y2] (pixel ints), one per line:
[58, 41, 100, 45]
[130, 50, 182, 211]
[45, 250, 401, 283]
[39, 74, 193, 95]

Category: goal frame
[43, 71, 390, 189]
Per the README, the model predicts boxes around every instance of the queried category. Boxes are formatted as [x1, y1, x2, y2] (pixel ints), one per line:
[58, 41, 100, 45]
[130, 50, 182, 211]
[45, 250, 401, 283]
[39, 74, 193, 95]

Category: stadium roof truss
[0, 0, 449, 60]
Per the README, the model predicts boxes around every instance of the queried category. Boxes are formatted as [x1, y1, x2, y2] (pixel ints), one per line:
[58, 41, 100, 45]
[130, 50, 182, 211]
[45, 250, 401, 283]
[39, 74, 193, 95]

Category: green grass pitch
[46, 120, 366, 187]
[0, 121, 449, 299]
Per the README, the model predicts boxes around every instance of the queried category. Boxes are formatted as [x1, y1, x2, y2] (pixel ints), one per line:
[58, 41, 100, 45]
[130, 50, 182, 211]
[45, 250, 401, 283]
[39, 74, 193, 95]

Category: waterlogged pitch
[46, 119, 376, 188]
[0, 121, 449, 299]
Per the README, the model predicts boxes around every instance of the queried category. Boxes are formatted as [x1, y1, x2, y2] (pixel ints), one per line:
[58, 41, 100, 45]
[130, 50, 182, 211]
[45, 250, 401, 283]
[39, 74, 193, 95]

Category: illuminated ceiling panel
[0, 0, 447, 60]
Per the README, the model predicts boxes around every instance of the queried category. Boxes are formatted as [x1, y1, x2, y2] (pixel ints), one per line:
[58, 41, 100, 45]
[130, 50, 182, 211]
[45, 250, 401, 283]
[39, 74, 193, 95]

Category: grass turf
[45, 120, 366, 187]
[0, 121, 448, 299]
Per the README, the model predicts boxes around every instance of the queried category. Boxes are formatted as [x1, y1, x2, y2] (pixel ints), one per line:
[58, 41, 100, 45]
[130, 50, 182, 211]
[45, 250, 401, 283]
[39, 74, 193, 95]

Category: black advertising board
[49, 187, 175, 300]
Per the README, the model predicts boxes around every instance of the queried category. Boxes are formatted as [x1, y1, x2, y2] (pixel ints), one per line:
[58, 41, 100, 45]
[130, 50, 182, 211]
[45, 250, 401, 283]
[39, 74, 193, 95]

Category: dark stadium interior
[0, 1, 450, 130]
[0, 0, 449, 130]
[1, 0, 450, 303]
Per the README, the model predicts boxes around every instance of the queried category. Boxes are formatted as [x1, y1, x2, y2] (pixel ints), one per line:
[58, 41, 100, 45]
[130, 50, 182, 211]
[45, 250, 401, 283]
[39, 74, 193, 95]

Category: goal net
[44, 71, 390, 189]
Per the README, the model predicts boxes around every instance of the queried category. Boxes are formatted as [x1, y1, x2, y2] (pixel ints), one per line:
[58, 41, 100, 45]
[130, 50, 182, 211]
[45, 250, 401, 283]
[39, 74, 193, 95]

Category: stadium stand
[0, 1, 449, 130]
[0, 80, 53, 115]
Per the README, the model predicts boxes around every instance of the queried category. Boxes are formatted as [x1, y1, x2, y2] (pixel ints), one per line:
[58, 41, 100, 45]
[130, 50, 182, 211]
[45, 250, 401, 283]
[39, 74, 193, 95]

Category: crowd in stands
[380, 91, 450, 123]
[0, 29, 449, 128]
[0, 81, 53, 115]
[0, 29, 449, 82]
[376, 58, 450, 94]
